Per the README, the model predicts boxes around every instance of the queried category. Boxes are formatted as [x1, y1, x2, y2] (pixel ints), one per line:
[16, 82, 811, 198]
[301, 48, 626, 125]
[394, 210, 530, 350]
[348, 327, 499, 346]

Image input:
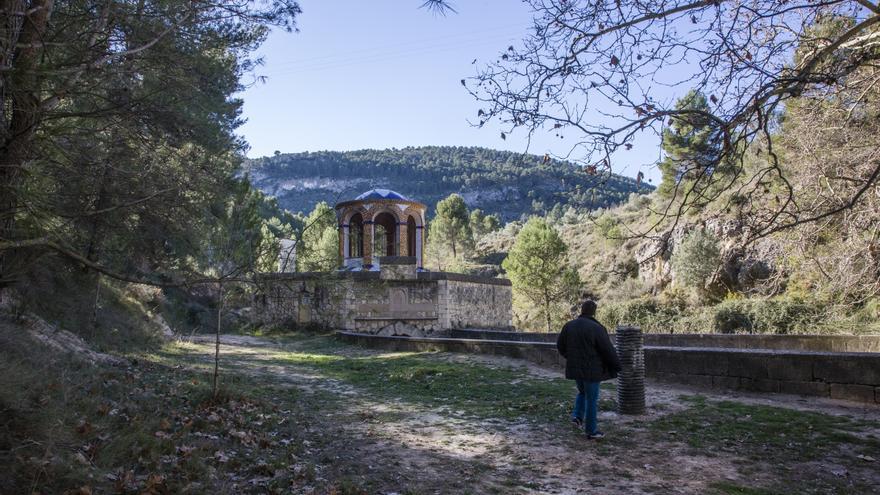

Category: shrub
[597, 297, 685, 333]
[712, 301, 755, 333]
[598, 294, 835, 335]
[710, 297, 827, 334]
[855, 298, 880, 323]
[671, 229, 721, 291]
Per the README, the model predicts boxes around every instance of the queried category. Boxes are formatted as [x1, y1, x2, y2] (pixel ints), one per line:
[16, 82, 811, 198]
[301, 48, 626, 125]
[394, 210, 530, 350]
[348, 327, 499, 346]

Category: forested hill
[242, 146, 652, 220]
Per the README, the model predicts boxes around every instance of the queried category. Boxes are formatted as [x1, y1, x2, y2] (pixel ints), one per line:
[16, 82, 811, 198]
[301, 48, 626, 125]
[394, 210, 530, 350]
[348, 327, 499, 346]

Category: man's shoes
[586, 431, 605, 440]
[570, 417, 583, 428]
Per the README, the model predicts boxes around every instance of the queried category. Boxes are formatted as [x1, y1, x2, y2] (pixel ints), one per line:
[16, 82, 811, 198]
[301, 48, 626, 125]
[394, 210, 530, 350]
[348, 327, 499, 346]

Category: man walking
[557, 300, 621, 439]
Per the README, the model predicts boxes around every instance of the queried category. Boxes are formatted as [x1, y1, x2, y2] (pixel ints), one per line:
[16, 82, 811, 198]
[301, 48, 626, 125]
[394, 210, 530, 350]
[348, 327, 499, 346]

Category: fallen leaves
[75, 419, 93, 436]
[73, 451, 90, 466]
[142, 473, 167, 495]
[62, 485, 93, 495]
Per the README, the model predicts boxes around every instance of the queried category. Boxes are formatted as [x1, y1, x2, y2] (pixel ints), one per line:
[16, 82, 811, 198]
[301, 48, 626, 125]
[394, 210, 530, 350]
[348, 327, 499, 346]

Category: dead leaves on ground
[32, 362, 306, 494]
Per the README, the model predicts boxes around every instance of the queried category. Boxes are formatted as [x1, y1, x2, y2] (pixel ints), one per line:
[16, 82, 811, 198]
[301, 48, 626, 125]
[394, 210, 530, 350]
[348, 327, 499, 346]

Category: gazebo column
[363, 220, 374, 268]
[340, 224, 350, 266]
[416, 225, 424, 269]
[398, 222, 409, 256]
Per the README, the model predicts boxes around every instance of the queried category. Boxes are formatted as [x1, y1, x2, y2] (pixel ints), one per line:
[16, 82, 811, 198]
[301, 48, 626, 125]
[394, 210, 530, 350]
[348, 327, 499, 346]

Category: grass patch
[260, 333, 617, 423]
[650, 395, 877, 462]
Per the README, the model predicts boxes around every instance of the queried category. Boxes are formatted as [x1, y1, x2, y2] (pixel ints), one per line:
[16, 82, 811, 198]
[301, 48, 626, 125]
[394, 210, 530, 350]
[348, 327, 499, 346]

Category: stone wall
[257, 273, 352, 328]
[443, 279, 513, 330]
[647, 347, 880, 403]
[351, 278, 442, 335]
[256, 271, 512, 335]
[336, 332, 880, 404]
[449, 329, 880, 352]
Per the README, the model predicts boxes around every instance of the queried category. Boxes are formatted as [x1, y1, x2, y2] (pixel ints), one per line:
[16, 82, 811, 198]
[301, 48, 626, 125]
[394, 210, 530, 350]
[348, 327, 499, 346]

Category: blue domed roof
[354, 188, 410, 201]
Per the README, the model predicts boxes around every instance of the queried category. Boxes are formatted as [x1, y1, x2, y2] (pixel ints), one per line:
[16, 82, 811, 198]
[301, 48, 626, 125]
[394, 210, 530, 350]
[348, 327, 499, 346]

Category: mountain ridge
[243, 146, 652, 220]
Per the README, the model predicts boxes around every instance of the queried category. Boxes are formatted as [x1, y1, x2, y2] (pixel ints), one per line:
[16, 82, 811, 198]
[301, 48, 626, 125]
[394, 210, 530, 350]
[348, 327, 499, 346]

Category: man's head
[580, 300, 597, 317]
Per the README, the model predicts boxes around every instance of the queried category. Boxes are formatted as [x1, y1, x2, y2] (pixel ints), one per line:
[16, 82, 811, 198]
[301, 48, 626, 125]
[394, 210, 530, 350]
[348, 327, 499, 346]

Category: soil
[184, 334, 880, 494]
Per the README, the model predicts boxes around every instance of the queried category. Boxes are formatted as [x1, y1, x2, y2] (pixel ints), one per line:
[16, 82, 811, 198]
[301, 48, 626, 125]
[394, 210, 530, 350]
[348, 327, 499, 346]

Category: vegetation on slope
[243, 146, 652, 220]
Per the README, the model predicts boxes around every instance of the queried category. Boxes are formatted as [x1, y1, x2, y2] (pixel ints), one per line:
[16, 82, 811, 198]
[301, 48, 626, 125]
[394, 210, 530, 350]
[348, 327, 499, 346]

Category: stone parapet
[378, 256, 417, 265]
[336, 332, 880, 404]
[449, 329, 880, 353]
[417, 272, 512, 286]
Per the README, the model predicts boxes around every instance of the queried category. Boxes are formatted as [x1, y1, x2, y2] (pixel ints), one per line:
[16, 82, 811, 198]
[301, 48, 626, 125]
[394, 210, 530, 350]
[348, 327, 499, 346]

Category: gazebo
[334, 189, 427, 271]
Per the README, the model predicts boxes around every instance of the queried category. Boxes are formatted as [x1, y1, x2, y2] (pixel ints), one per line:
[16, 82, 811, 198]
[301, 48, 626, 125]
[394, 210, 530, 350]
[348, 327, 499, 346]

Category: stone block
[753, 379, 781, 393]
[737, 378, 781, 393]
[655, 350, 727, 376]
[726, 354, 770, 380]
[645, 349, 680, 374]
[778, 381, 829, 398]
[812, 355, 880, 385]
[711, 376, 741, 391]
[646, 371, 676, 383]
[767, 356, 814, 382]
[830, 384, 875, 403]
[677, 374, 714, 388]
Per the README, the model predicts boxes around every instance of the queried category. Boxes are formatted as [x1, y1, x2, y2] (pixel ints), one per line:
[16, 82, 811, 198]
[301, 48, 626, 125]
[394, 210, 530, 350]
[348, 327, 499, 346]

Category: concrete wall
[449, 329, 880, 353]
[256, 271, 512, 335]
[336, 332, 880, 404]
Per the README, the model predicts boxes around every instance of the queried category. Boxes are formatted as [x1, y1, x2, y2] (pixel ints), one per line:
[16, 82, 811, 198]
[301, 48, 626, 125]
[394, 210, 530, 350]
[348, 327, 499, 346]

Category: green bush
[671, 229, 721, 291]
[855, 298, 880, 323]
[710, 297, 827, 334]
[712, 301, 756, 333]
[597, 297, 685, 333]
[598, 295, 839, 335]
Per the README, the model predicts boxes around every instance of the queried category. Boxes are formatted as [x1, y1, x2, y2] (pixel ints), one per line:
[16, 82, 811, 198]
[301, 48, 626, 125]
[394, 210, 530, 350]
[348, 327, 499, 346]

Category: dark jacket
[557, 316, 622, 381]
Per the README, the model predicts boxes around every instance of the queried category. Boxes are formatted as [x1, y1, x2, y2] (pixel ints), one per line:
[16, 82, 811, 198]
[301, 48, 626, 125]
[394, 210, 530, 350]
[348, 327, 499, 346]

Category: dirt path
[181, 334, 880, 494]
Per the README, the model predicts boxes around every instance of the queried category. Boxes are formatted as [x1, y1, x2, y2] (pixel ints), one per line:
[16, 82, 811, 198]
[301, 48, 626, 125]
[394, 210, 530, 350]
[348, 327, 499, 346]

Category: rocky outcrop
[634, 217, 781, 295]
[376, 321, 428, 338]
[18, 314, 126, 366]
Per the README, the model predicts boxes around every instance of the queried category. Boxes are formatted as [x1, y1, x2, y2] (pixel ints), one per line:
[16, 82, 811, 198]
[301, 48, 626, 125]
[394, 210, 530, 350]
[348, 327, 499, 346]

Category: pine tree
[657, 91, 724, 201]
[502, 217, 581, 333]
[430, 194, 474, 259]
[297, 202, 339, 272]
[469, 209, 501, 238]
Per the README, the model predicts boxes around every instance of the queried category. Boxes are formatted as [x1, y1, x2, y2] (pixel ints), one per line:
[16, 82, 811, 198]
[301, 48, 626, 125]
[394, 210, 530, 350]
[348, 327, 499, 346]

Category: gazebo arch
[373, 211, 398, 256]
[335, 189, 427, 270]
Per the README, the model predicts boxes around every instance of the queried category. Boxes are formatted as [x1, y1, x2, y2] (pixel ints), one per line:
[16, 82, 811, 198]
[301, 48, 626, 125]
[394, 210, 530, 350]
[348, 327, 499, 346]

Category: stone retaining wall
[255, 271, 511, 335]
[443, 280, 512, 331]
[449, 329, 880, 353]
[336, 332, 880, 404]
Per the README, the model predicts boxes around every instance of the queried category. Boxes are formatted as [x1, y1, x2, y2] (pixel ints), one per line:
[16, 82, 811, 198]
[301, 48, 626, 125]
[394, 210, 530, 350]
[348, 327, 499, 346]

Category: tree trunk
[0, 0, 54, 282]
[212, 282, 223, 398]
[84, 160, 113, 265]
[90, 272, 101, 339]
[544, 294, 552, 333]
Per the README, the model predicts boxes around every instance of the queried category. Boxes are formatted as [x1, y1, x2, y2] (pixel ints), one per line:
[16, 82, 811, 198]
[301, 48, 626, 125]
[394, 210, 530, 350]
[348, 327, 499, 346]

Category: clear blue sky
[236, 0, 663, 183]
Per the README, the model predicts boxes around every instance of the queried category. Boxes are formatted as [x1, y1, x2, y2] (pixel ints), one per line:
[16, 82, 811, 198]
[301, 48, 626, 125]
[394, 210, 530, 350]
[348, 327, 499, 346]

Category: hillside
[242, 146, 652, 220]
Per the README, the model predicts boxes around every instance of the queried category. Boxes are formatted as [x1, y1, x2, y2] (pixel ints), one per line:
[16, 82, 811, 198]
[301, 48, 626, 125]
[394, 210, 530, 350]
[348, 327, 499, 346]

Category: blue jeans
[571, 380, 601, 434]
